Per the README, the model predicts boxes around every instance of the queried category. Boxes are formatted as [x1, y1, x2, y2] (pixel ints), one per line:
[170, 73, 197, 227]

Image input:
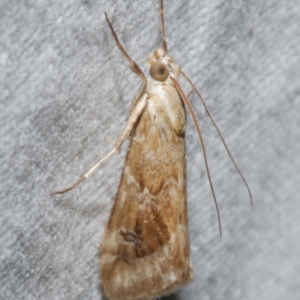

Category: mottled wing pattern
[100, 85, 193, 300]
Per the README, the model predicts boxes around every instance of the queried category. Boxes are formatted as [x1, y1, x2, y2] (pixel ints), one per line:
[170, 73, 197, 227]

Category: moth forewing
[100, 48, 193, 300]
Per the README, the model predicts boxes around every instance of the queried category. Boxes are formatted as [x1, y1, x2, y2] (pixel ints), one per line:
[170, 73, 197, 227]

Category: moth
[51, 1, 252, 299]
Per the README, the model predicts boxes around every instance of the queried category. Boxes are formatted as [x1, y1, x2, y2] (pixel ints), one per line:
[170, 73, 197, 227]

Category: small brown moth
[52, 1, 252, 299]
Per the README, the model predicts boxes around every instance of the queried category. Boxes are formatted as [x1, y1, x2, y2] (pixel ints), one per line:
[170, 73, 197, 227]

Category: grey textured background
[1, 0, 299, 299]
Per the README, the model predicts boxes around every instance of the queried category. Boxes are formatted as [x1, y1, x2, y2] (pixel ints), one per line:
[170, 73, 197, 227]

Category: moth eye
[150, 61, 169, 81]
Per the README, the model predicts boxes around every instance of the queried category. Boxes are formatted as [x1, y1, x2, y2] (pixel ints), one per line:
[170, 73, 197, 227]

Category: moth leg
[114, 93, 148, 150]
[50, 149, 117, 195]
[104, 12, 146, 81]
[51, 94, 148, 195]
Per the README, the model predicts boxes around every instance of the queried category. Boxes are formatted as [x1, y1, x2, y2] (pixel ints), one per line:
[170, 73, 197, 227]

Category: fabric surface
[1, 0, 299, 299]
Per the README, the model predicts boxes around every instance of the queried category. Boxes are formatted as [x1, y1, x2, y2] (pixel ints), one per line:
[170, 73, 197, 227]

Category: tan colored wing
[100, 85, 193, 300]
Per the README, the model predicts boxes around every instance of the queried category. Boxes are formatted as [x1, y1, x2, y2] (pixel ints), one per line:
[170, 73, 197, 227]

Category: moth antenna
[160, 0, 168, 53]
[180, 69, 253, 206]
[104, 12, 146, 81]
[50, 148, 116, 195]
[172, 78, 222, 237]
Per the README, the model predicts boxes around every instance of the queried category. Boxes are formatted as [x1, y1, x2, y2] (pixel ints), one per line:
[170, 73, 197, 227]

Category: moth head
[148, 48, 179, 82]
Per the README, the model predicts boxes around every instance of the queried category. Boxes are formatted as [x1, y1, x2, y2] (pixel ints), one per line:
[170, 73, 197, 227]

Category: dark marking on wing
[119, 201, 171, 259]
